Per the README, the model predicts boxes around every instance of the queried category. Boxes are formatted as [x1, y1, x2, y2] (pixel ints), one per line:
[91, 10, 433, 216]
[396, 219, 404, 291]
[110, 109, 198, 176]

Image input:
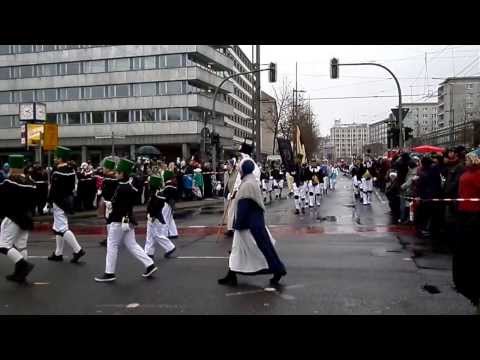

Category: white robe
[229, 227, 276, 273]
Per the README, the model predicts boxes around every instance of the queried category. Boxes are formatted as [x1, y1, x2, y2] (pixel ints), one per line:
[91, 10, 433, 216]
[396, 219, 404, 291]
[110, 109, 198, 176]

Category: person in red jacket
[452, 149, 480, 314]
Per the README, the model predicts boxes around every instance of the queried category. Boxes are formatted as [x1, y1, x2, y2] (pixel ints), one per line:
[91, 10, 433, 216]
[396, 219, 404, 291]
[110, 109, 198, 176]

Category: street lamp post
[333, 61, 404, 148]
[208, 66, 275, 171]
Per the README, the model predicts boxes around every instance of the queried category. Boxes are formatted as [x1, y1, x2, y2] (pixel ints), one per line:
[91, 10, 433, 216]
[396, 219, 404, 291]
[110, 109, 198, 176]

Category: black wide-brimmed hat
[239, 142, 253, 155]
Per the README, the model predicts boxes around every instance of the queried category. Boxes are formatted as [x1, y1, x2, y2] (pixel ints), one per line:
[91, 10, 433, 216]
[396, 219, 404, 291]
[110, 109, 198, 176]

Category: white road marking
[187, 225, 207, 228]
[176, 256, 228, 259]
[28, 256, 48, 259]
[226, 289, 267, 296]
[126, 303, 140, 309]
[33, 282, 50, 286]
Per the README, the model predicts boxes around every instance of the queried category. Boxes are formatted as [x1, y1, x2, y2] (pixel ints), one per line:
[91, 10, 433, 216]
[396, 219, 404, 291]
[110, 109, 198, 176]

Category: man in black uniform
[144, 175, 177, 260]
[46, 146, 86, 263]
[0, 155, 36, 283]
[99, 159, 118, 247]
[95, 158, 157, 282]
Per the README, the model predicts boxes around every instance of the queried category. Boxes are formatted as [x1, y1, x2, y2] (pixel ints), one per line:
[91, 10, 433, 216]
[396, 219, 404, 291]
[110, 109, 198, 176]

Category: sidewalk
[33, 197, 224, 222]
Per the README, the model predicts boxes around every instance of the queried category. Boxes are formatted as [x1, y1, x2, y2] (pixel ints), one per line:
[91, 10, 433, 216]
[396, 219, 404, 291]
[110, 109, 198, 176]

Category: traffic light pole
[337, 62, 404, 148]
[209, 67, 273, 171]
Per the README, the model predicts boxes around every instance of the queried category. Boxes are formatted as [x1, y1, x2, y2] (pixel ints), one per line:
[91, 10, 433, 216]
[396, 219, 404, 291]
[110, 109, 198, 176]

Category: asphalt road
[0, 176, 475, 315]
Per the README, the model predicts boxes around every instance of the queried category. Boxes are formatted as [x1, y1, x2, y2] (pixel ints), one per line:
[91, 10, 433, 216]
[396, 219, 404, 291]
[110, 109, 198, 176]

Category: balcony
[191, 45, 234, 72]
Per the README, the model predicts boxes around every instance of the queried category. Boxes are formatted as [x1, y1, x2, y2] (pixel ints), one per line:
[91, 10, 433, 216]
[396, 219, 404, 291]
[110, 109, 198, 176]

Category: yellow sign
[27, 124, 44, 147]
[43, 123, 58, 151]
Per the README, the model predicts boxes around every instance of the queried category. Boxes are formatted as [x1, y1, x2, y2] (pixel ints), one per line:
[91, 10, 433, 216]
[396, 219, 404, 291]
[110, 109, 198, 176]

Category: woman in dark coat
[452, 150, 480, 314]
[217, 159, 287, 287]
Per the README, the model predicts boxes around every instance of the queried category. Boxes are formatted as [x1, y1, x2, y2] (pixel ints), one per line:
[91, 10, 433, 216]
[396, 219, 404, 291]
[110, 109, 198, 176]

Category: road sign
[43, 123, 58, 151]
[391, 108, 409, 122]
[26, 123, 44, 147]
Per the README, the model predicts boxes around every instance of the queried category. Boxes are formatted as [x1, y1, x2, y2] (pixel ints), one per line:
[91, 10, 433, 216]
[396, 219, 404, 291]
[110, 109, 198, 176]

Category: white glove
[43, 205, 50, 215]
[97, 190, 102, 196]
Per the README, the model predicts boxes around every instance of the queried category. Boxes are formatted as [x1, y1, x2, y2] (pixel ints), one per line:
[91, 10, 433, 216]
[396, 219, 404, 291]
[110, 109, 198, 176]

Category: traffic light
[269, 62, 277, 83]
[387, 127, 400, 149]
[404, 127, 413, 141]
[330, 58, 339, 79]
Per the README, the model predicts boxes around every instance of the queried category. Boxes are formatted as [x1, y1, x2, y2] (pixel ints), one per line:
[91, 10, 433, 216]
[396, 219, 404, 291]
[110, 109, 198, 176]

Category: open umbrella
[136, 145, 160, 156]
[411, 145, 445, 154]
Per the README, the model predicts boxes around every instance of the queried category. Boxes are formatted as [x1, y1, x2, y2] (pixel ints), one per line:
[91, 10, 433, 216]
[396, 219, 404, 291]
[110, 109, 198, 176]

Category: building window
[83, 60, 106, 73]
[92, 111, 105, 124]
[143, 56, 156, 69]
[0, 115, 13, 129]
[0, 45, 10, 55]
[19, 90, 34, 102]
[166, 108, 182, 121]
[0, 67, 10, 80]
[67, 87, 81, 100]
[36, 88, 57, 102]
[133, 82, 157, 97]
[0, 91, 11, 104]
[114, 84, 130, 97]
[164, 54, 184, 68]
[19, 65, 35, 78]
[142, 109, 155, 122]
[46, 113, 57, 124]
[165, 81, 183, 95]
[18, 45, 34, 53]
[466, 83, 473, 90]
[116, 110, 129, 123]
[37, 63, 57, 77]
[108, 58, 130, 72]
[67, 113, 81, 125]
[467, 102, 473, 109]
[43, 45, 56, 52]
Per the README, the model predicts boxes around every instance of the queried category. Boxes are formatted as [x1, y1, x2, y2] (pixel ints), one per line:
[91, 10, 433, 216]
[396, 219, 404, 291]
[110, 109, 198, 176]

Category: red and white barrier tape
[401, 195, 480, 202]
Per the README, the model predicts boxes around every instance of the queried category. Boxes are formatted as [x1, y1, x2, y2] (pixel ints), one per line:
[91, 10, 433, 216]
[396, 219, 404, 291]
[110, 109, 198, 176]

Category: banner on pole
[43, 123, 58, 151]
[276, 138, 294, 169]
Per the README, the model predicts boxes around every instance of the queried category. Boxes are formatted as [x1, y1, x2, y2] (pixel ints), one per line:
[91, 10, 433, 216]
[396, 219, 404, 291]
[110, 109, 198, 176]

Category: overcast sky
[240, 45, 480, 136]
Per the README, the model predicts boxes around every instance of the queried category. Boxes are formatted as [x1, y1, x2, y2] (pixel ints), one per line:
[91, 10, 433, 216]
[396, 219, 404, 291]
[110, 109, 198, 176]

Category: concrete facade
[260, 91, 276, 157]
[330, 119, 369, 161]
[437, 76, 480, 131]
[0, 45, 257, 164]
[392, 102, 438, 137]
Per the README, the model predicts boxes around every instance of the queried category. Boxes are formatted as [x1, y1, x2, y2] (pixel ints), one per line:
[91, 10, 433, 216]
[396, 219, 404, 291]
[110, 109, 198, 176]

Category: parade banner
[276, 137, 294, 169]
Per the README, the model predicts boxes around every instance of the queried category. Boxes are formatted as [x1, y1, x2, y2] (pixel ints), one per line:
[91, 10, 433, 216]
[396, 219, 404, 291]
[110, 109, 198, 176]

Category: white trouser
[145, 218, 175, 256]
[330, 178, 336, 190]
[323, 177, 329, 194]
[293, 183, 308, 210]
[105, 222, 154, 274]
[307, 181, 321, 207]
[165, 204, 178, 237]
[362, 191, 372, 205]
[52, 203, 81, 256]
[0, 217, 29, 262]
[53, 203, 69, 234]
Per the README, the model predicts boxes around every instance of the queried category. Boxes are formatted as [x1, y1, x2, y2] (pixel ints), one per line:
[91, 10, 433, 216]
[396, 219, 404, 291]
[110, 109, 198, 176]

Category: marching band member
[99, 159, 118, 247]
[307, 159, 322, 208]
[46, 146, 85, 264]
[95, 158, 157, 282]
[144, 175, 176, 260]
[0, 155, 36, 283]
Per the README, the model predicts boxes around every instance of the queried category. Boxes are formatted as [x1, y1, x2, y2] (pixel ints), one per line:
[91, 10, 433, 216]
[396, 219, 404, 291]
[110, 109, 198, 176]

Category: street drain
[422, 284, 441, 294]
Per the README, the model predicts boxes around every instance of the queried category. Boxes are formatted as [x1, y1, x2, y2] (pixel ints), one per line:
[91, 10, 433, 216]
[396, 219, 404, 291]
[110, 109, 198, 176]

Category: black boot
[6, 259, 34, 283]
[218, 270, 237, 286]
[270, 270, 287, 286]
